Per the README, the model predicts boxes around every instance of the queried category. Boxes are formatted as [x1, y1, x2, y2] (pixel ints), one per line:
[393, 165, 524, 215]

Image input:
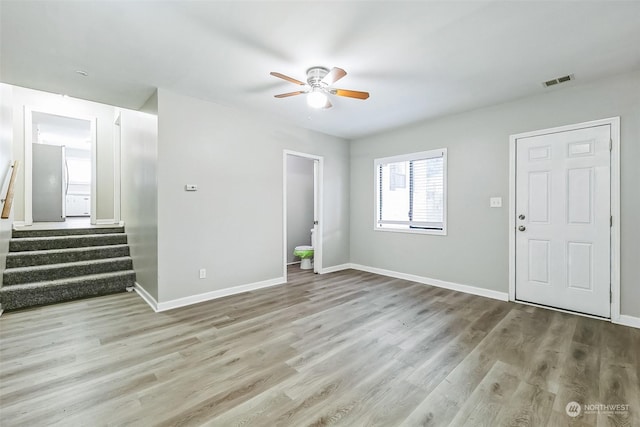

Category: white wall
[0, 83, 14, 288]
[120, 109, 159, 301]
[9, 86, 116, 221]
[350, 71, 640, 318]
[286, 155, 314, 263]
[156, 89, 350, 303]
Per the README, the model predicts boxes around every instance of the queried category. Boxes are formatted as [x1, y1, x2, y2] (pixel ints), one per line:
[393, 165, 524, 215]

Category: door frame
[508, 117, 620, 321]
[113, 111, 121, 224]
[283, 150, 324, 281]
[24, 106, 98, 226]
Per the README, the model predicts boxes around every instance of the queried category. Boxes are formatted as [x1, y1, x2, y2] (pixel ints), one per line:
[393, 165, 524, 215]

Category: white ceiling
[2, 1, 639, 139]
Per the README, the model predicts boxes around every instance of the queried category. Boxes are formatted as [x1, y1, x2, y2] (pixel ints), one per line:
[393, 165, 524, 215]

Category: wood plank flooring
[1, 267, 639, 426]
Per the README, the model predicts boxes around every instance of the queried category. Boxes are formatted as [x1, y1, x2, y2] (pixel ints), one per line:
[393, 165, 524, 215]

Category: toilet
[293, 229, 315, 270]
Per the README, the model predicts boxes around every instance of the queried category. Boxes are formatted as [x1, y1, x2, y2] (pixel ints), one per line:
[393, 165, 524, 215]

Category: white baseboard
[348, 263, 509, 301]
[614, 314, 640, 329]
[320, 263, 352, 274]
[134, 282, 158, 312]
[95, 219, 118, 225]
[155, 277, 286, 312]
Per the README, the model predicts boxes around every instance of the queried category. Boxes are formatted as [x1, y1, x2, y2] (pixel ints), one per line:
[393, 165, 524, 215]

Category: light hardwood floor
[1, 267, 639, 426]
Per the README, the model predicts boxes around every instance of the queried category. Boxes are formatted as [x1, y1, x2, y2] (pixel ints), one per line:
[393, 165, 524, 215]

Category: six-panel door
[515, 125, 611, 317]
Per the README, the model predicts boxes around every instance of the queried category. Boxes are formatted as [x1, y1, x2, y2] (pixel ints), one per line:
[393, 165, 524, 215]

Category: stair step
[9, 233, 127, 252]
[6, 244, 130, 268]
[12, 226, 124, 238]
[0, 270, 136, 311]
[3, 257, 134, 286]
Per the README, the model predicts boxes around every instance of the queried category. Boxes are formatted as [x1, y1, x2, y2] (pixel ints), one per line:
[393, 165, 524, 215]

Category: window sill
[373, 227, 447, 236]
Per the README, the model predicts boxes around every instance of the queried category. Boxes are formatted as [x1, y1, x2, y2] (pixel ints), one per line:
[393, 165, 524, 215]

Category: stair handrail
[1, 161, 19, 219]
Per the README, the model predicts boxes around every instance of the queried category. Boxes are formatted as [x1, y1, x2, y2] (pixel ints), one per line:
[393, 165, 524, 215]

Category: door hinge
[610, 289, 613, 303]
[610, 216, 613, 227]
[609, 139, 613, 151]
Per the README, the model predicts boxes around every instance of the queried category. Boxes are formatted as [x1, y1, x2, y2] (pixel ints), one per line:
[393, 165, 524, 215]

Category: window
[66, 157, 91, 184]
[375, 149, 447, 235]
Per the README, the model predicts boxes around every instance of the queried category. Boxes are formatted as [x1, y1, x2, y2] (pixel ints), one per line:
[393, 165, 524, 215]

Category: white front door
[515, 124, 611, 317]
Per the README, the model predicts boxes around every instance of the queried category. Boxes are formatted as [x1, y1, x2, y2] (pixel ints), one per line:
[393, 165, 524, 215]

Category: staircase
[0, 226, 136, 311]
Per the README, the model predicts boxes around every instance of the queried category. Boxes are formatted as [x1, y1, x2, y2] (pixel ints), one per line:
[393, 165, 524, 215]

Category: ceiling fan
[270, 66, 370, 109]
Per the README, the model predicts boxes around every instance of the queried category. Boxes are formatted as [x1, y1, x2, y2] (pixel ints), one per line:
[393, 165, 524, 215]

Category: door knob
[518, 214, 525, 220]
[518, 225, 526, 231]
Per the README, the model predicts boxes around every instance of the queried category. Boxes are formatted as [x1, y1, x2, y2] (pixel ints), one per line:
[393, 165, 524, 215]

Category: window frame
[374, 148, 447, 236]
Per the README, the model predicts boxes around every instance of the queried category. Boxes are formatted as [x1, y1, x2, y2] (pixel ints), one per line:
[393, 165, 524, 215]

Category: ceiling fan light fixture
[271, 66, 369, 109]
[307, 89, 328, 109]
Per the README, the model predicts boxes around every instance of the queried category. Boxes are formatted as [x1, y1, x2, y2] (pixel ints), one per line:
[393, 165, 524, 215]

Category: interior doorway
[283, 150, 323, 279]
[509, 117, 620, 319]
[24, 108, 97, 226]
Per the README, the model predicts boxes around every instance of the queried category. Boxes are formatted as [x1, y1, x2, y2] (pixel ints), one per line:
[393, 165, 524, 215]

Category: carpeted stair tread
[6, 244, 130, 268]
[9, 233, 128, 252]
[3, 257, 134, 285]
[12, 226, 124, 238]
[1, 270, 136, 290]
[0, 270, 136, 311]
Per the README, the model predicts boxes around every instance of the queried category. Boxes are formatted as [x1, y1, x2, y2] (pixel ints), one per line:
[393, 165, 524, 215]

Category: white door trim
[508, 117, 620, 321]
[24, 106, 98, 226]
[283, 150, 324, 281]
[113, 111, 121, 224]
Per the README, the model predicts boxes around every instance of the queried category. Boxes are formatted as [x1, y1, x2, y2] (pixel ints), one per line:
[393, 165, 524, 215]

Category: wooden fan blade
[321, 67, 347, 85]
[270, 72, 305, 86]
[333, 89, 370, 100]
[274, 91, 305, 98]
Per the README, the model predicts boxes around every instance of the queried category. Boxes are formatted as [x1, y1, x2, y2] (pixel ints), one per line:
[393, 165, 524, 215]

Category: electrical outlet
[490, 197, 502, 208]
[199, 268, 206, 279]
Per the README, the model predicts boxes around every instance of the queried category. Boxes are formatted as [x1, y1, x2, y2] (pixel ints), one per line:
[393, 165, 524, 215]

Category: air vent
[543, 74, 574, 88]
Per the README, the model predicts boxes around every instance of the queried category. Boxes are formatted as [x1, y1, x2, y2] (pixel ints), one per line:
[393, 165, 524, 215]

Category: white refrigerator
[33, 143, 67, 222]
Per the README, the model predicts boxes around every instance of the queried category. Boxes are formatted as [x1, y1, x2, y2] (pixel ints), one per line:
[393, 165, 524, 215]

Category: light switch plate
[490, 197, 502, 208]
[185, 184, 197, 191]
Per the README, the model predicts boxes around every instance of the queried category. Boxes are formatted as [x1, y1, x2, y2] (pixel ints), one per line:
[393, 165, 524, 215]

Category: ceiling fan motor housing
[306, 67, 329, 88]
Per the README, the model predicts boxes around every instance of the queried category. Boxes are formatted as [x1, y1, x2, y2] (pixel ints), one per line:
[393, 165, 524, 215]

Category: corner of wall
[119, 108, 159, 302]
[0, 83, 15, 287]
[140, 90, 158, 115]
